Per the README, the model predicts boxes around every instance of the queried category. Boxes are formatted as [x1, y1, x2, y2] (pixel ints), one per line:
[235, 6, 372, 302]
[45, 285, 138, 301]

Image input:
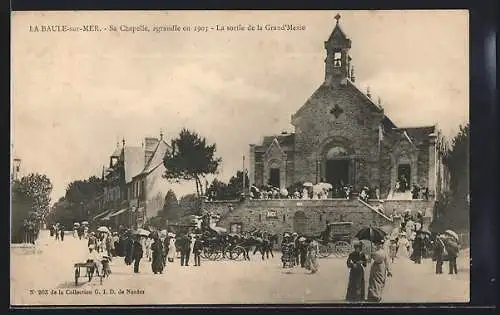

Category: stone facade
[248, 17, 446, 200]
[204, 198, 435, 247]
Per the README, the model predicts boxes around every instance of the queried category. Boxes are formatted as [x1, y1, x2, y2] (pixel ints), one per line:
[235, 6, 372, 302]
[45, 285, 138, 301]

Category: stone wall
[206, 198, 395, 247]
[203, 198, 435, 247]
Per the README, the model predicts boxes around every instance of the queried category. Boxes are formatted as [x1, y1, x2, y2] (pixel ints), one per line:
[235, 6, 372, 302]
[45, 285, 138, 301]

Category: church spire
[324, 13, 352, 86]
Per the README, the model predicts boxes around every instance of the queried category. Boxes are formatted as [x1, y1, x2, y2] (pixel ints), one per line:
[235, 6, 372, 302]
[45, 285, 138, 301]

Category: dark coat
[346, 251, 367, 301]
[132, 240, 143, 259]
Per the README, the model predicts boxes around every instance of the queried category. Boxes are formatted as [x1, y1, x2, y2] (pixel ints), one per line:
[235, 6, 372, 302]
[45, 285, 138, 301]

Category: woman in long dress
[304, 239, 319, 273]
[345, 242, 367, 301]
[367, 241, 392, 303]
[167, 233, 177, 262]
[396, 232, 410, 259]
[151, 236, 164, 274]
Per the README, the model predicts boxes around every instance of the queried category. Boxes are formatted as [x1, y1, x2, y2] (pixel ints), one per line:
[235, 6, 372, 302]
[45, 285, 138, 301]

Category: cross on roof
[330, 104, 344, 119]
[334, 13, 341, 23]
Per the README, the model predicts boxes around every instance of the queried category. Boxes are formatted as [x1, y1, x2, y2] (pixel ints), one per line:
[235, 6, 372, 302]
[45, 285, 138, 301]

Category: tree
[178, 193, 198, 215]
[13, 173, 53, 218]
[206, 171, 249, 200]
[65, 176, 104, 204]
[159, 189, 183, 222]
[163, 128, 222, 213]
[11, 173, 53, 243]
[431, 123, 469, 232]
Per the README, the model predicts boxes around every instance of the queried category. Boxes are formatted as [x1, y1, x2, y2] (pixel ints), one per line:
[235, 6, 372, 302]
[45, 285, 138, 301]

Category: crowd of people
[280, 232, 320, 273]
[22, 218, 40, 244]
[249, 182, 380, 201]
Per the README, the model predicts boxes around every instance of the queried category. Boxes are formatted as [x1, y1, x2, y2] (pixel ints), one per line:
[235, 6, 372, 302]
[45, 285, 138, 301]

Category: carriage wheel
[206, 247, 220, 260]
[229, 246, 245, 260]
[318, 244, 331, 258]
[334, 241, 352, 257]
[74, 268, 79, 286]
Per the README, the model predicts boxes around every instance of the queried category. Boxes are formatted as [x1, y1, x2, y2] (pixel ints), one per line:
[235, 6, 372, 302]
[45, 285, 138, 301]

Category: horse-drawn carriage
[314, 222, 354, 258]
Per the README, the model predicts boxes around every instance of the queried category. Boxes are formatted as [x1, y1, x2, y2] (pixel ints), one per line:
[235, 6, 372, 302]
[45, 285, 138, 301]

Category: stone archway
[293, 211, 308, 234]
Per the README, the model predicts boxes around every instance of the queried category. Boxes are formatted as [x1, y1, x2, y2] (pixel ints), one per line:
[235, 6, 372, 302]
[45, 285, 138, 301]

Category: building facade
[249, 16, 447, 200]
[91, 133, 172, 228]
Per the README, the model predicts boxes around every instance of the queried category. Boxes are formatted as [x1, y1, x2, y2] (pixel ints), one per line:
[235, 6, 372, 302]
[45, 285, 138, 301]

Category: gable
[264, 138, 284, 158]
[291, 80, 383, 130]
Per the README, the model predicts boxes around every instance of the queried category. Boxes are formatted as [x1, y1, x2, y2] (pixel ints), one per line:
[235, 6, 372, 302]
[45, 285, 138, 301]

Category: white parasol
[81, 221, 89, 225]
[97, 226, 110, 233]
[320, 182, 333, 190]
[444, 229, 459, 241]
[251, 185, 260, 193]
[303, 182, 314, 187]
[280, 188, 289, 197]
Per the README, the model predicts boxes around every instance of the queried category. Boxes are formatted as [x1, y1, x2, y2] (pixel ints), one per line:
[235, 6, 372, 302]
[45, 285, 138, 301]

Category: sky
[11, 10, 469, 204]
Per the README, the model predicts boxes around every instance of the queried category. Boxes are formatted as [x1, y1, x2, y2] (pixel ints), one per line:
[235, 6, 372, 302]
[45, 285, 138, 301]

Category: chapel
[248, 14, 447, 200]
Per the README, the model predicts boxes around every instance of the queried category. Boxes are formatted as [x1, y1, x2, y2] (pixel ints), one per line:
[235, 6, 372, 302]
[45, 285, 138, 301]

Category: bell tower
[324, 14, 352, 86]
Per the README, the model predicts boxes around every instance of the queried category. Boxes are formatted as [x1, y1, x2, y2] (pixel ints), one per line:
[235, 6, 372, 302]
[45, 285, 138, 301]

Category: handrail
[357, 198, 393, 222]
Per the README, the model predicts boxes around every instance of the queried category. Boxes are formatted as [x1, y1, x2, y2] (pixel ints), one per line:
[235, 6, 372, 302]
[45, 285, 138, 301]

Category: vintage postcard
[10, 10, 470, 306]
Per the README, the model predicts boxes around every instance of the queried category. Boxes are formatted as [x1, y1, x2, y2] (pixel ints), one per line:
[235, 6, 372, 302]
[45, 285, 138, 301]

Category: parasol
[251, 185, 260, 193]
[444, 229, 459, 241]
[97, 226, 110, 233]
[303, 182, 314, 187]
[81, 221, 89, 225]
[280, 188, 289, 197]
[355, 226, 387, 244]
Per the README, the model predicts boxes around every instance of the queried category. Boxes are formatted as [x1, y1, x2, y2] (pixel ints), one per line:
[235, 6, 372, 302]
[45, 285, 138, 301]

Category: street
[11, 230, 469, 305]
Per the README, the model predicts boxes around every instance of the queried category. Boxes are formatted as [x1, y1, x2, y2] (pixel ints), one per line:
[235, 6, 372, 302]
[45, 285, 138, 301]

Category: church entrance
[397, 164, 411, 192]
[325, 159, 349, 186]
[269, 168, 280, 188]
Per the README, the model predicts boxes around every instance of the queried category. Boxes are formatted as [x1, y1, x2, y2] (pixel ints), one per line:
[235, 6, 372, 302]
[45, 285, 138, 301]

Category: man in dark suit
[177, 233, 191, 266]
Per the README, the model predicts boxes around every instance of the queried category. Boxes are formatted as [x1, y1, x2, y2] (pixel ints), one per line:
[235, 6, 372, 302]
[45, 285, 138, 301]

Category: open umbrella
[444, 229, 459, 241]
[97, 226, 110, 233]
[303, 182, 314, 187]
[355, 226, 387, 244]
[81, 221, 89, 225]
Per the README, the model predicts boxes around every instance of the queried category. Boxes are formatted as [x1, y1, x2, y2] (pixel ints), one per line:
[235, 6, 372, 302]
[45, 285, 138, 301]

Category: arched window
[326, 146, 348, 159]
[334, 52, 342, 67]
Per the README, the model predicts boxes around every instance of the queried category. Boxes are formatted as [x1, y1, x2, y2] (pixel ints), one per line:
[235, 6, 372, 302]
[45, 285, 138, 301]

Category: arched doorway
[293, 211, 308, 234]
[324, 146, 350, 186]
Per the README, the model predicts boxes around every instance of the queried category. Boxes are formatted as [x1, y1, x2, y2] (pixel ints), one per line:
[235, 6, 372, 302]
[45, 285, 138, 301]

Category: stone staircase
[387, 190, 412, 200]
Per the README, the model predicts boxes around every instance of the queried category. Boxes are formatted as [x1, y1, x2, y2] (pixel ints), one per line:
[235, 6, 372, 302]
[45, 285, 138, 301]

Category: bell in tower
[324, 14, 353, 86]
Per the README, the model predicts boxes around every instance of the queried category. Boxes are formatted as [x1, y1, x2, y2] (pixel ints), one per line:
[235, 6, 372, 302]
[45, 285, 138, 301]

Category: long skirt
[367, 262, 388, 302]
[304, 252, 319, 273]
[151, 252, 164, 274]
[346, 266, 365, 301]
[167, 245, 176, 262]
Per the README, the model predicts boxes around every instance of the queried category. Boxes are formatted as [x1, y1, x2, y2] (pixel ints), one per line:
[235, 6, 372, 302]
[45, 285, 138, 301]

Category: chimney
[144, 137, 160, 166]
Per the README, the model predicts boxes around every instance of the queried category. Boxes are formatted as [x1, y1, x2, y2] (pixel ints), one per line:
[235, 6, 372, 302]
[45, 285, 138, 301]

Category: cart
[316, 222, 354, 258]
[73, 258, 110, 286]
